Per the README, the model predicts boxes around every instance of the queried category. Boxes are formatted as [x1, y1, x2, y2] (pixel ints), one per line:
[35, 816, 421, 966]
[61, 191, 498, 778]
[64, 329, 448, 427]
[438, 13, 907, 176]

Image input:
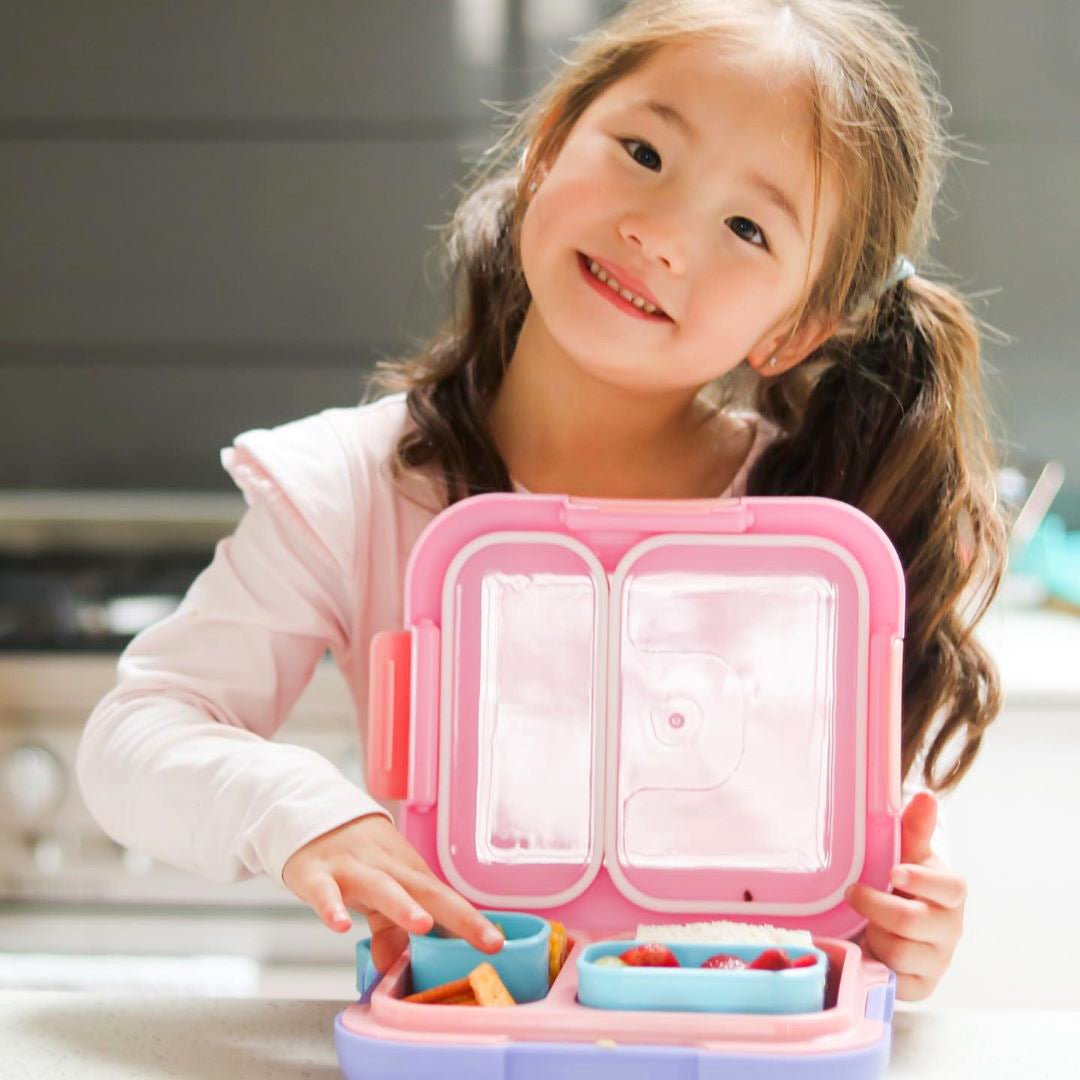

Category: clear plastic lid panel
[617, 570, 836, 872]
[608, 538, 864, 913]
[474, 571, 595, 862]
[439, 536, 607, 905]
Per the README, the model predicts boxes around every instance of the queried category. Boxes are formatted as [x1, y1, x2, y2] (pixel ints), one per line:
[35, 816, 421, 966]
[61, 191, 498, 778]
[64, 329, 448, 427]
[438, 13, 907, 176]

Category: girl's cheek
[533, 186, 601, 237]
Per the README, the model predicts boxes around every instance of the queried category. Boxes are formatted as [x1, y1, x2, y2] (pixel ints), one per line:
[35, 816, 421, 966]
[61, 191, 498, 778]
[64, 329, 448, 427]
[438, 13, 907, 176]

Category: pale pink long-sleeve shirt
[75, 392, 848, 887]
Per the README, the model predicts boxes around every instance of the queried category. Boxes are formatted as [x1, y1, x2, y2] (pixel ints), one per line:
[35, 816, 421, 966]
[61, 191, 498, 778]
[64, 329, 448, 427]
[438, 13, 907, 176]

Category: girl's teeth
[587, 258, 660, 314]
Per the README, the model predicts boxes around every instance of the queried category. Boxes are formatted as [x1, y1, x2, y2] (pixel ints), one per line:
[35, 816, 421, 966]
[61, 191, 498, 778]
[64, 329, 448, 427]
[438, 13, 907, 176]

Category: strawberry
[700, 952, 748, 970]
[748, 948, 792, 971]
[620, 944, 680, 967]
[791, 953, 818, 969]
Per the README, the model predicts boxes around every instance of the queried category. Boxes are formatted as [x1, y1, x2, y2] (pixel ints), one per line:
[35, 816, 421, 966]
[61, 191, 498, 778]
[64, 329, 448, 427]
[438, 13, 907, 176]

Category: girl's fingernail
[844, 886, 856, 902]
[892, 869, 910, 888]
[333, 907, 350, 924]
[483, 927, 505, 948]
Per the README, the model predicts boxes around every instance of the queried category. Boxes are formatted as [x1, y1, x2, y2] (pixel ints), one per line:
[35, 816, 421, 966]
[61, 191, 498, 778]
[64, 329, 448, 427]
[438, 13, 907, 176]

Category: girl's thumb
[900, 790, 938, 864]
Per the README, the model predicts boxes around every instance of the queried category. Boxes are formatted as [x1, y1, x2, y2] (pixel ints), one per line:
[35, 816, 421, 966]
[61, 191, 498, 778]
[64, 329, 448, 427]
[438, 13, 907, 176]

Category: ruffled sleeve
[77, 413, 390, 886]
[221, 412, 359, 583]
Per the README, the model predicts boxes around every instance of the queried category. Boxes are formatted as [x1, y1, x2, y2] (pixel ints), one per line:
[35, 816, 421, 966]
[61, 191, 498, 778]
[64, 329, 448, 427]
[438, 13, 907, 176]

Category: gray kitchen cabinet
[0, 1, 614, 489]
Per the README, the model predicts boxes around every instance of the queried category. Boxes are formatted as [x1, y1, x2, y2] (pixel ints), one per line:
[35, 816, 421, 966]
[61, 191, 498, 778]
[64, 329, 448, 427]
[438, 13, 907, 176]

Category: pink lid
[372, 494, 904, 940]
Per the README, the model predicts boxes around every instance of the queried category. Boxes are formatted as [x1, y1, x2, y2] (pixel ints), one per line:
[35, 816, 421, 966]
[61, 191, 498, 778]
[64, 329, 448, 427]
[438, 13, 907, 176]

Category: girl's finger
[845, 883, 951, 946]
[863, 924, 940, 980]
[301, 872, 353, 933]
[395, 865, 505, 952]
[890, 863, 967, 909]
[340, 863, 435, 936]
[367, 917, 411, 974]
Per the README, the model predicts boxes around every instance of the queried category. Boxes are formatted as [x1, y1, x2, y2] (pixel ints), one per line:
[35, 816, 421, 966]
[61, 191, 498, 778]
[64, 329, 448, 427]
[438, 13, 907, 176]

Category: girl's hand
[282, 813, 505, 974]
[845, 792, 965, 1002]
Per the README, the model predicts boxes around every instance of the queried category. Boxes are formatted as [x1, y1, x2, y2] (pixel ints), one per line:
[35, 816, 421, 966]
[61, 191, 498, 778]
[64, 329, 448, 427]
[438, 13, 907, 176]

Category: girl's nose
[617, 212, 687, 276]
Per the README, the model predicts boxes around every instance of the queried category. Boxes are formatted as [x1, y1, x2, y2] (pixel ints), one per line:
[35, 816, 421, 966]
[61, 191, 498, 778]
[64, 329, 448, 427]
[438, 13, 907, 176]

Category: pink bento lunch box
[335, 493, 904, 1078]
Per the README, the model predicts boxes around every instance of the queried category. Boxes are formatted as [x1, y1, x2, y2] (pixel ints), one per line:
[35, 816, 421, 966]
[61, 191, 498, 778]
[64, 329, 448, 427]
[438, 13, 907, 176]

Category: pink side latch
[367, 630, 412, 799]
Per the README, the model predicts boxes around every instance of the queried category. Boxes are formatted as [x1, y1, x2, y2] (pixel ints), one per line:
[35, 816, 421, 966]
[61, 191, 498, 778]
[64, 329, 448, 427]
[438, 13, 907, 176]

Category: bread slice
[635, 920, 813, 947]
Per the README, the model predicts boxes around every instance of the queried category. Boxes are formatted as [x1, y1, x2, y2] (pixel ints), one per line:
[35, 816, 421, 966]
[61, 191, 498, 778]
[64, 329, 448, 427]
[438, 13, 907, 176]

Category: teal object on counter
[1010, 514, 1080, 606]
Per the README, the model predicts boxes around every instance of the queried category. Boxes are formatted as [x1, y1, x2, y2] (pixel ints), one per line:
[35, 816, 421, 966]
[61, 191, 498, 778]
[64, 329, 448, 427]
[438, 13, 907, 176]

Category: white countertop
[2, 991, 1078, 1079]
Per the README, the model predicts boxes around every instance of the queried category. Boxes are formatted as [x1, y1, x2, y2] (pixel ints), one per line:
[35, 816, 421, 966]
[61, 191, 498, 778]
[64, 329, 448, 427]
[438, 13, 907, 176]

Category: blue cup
[407, 910, 551, 1004]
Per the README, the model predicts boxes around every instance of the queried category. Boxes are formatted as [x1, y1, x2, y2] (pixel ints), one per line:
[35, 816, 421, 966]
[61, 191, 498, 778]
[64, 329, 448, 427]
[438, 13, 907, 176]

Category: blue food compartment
[408, 910, 551, 1004]
[577, 941, 829, 1014]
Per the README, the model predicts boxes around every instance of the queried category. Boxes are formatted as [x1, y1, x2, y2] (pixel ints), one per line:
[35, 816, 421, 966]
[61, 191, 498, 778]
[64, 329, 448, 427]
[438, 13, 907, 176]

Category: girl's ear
[749, 313, 840, 377]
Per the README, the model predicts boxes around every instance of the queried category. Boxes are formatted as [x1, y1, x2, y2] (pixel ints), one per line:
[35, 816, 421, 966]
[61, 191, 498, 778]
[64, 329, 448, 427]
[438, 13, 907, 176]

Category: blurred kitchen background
[1, 1, 1078, 1007]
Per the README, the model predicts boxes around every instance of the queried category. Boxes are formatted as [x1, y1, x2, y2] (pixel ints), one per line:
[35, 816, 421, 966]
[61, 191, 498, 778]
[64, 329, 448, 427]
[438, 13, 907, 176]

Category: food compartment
[358, 931, 877, 1047]
[577, 939, 828, 1014]
[406, 910, 552, 1003]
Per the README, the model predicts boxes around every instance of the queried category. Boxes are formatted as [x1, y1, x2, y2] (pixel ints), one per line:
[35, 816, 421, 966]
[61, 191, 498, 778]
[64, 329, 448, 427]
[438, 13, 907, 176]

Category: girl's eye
[619, 138, 662, 172]
[726, 216, 769, 250]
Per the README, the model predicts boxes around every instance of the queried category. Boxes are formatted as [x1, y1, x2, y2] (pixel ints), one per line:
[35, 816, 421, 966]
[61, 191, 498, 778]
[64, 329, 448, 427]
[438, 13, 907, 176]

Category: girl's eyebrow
[629, 98, 806, 242]
[636, 98, 698, 142]
[744, 169, 805, 242]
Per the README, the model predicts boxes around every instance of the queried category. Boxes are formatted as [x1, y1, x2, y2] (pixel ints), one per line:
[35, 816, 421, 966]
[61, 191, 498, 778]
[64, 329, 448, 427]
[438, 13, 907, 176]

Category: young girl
[78, 0, 1007, 1003]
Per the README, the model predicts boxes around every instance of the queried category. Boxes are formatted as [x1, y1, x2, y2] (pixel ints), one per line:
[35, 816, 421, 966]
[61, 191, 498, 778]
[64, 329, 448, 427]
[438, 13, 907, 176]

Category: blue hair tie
[885, 256, 916, 291]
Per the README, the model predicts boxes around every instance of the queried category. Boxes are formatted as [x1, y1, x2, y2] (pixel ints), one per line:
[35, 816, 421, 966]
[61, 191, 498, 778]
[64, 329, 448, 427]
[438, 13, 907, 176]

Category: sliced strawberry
[620, 944, 680, 967]
[791, 953, 818, 969]
[748, 948, 792, 971]
[700, 952, 748, 970]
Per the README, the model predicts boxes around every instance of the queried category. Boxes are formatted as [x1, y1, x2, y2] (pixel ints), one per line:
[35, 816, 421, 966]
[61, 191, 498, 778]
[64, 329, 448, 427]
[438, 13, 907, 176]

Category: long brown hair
[374, 0, 1008, 793]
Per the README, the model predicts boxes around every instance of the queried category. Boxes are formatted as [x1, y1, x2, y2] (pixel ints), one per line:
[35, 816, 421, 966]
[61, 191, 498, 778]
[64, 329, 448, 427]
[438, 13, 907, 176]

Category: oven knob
[33, 835, 65, 875]
[0, 744, 66, 823]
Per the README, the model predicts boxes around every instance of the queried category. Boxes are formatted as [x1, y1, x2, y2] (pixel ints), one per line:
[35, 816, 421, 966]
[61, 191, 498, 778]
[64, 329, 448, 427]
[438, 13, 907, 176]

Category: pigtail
[747, 277, 1008, 791]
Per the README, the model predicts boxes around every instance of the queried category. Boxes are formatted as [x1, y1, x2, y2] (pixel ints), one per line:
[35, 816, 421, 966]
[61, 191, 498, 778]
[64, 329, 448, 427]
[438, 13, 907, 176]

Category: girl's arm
[76, 408, 505, 964]
[75, 491, 387, 885]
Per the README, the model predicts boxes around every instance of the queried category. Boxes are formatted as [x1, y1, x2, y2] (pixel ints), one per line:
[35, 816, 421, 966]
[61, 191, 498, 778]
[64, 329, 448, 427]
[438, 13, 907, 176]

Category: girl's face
[518, 40, 840, 393]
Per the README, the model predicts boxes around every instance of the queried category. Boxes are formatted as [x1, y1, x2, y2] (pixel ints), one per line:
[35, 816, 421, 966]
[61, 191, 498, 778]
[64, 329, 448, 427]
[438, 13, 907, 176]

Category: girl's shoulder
[222, 392, 415, 501]
[220, 392, 433, 570]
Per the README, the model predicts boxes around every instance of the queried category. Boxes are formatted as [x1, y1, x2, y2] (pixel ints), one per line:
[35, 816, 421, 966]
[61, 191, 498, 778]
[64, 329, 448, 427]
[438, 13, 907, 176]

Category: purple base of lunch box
[334, 977, 893, 1079]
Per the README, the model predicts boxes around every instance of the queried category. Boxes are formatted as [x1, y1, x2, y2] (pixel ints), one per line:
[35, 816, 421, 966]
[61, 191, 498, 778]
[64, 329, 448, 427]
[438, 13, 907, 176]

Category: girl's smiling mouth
[577, 252, 673, 322]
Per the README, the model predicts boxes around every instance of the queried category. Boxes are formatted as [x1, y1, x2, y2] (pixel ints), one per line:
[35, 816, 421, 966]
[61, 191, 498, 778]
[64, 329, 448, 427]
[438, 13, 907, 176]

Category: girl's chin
[558, 346, 682, 395]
